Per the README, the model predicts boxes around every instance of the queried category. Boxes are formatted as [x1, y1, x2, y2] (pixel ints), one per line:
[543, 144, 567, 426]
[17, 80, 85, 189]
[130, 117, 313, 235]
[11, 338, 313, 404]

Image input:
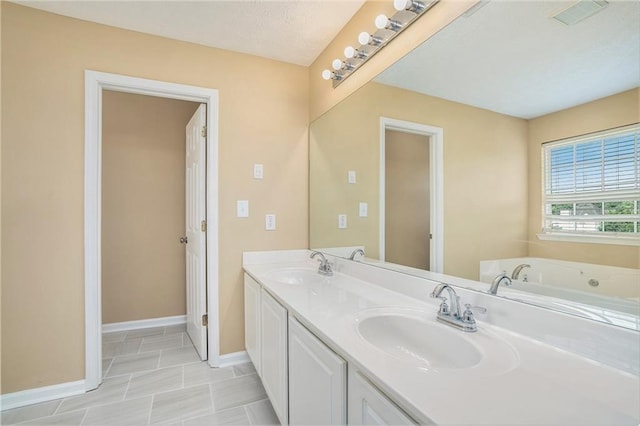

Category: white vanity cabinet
[260, 288, 289, 425]
[244, 272, 417, 426]
[348, 369, 418, 426]
[244, 274, 262, 375]
[288, 315, 347, 425]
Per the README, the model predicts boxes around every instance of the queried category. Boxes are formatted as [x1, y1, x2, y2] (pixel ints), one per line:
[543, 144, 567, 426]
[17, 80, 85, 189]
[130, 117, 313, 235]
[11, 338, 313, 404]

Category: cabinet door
[348, 369, 417, 426]
[243, 274, 261, 376]
[261, 289, 288, 425]
[289, 315, 346, 425]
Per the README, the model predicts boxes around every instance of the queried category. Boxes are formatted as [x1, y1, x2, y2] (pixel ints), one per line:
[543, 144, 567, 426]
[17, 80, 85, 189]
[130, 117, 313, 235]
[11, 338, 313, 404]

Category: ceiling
[16, 0, 366, 66]
[375, 1, 640, 119]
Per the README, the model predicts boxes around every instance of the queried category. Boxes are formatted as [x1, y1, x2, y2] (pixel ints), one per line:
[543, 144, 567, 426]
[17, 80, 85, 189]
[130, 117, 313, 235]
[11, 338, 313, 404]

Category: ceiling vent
[552, 0, 609, 26]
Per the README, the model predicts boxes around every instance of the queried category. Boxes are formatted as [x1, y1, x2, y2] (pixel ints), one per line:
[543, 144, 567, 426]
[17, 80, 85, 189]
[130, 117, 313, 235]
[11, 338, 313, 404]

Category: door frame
[379, 117, 444, 273]
[84, 70, 220, 391]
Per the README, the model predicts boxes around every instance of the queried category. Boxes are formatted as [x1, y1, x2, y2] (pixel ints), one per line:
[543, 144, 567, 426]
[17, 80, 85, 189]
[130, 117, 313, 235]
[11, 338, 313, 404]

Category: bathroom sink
[265, 267, 327, 285]
[354, 307, 519, 374]
[357, 311, 482, 369]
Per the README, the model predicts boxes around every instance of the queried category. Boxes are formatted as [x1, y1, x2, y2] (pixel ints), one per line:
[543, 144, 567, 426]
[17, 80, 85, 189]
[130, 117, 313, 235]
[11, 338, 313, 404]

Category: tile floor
[2, 325, 279, 426]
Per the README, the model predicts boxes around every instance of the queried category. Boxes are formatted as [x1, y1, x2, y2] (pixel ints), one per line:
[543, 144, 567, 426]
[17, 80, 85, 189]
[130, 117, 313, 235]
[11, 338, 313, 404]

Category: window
[540, 124, 640, 246]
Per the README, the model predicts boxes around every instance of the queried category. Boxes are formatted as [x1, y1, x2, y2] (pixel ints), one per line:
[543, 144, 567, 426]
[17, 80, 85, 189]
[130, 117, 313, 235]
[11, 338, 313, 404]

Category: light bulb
[358, 32, 371, 46]
[321, 69, 332, 80]
[394, 0, 410, 11]
[375, 14, 402, 31]
[394, 0, 425, 13]
[358, 32, 382, 46]
[375, 14, 389, 30]
[332, 59, 343, 70]
[345, 46, 367, 60]
[344, 46, 356, 59]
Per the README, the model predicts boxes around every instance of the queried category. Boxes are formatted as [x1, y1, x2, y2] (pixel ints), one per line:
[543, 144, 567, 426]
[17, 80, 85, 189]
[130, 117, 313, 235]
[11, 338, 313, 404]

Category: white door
[185, 104, 207, 360]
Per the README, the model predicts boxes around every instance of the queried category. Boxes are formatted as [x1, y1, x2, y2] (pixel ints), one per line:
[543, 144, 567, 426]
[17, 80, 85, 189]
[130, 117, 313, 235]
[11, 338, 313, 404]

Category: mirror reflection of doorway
[385, 129, 431, 270]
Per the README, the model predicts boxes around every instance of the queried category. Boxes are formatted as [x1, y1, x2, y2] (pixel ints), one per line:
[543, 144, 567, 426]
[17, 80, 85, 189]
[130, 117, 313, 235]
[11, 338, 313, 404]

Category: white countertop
[243, 252, 640, 425]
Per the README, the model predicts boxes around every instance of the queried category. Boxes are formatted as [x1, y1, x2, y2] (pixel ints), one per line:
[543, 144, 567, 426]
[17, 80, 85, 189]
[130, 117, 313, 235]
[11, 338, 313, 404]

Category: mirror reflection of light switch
[348, 170, 356, 184]
[338, 214, 347, 229]
[359, 202, 368, 217]
[237, 200, 249, 218]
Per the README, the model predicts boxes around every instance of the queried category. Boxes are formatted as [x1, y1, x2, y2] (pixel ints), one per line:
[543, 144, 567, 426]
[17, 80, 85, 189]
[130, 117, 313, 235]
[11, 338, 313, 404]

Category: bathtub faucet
[349, 248, 365, 261]
[488, 272, 512, 295]
[511, 263, 531, 281]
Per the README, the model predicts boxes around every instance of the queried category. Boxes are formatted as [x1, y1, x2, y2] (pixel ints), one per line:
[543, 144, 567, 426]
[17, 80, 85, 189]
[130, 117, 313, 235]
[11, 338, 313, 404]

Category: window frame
[538, 123, 640, 247]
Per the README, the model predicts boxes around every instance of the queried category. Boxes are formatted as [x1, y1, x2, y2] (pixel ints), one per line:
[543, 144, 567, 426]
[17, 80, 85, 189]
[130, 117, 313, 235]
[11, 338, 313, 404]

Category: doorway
[379, 117, 444, 273]
[101, 90, 204, 357]
[385, 130, 431, 270]
[85, 71, 220, 391]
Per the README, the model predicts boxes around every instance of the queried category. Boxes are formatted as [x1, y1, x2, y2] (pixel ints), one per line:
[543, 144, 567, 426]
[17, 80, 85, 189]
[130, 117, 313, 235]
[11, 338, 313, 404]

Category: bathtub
[479, 257, 639, 329]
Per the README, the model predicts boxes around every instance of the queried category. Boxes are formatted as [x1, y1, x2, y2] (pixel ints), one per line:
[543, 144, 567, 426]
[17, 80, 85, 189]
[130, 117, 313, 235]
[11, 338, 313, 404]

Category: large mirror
[310, 0, 640, 329]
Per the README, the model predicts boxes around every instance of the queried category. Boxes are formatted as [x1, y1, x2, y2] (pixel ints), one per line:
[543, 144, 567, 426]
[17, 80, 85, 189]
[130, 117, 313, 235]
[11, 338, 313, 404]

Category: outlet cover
[359, 202, 368, 217]
[265, 214, 276, 230]
[338, 214, 347, 229]
[237, 200, 249, 218]
[253, 164, 264, 179]
[348, 170, 356, 184]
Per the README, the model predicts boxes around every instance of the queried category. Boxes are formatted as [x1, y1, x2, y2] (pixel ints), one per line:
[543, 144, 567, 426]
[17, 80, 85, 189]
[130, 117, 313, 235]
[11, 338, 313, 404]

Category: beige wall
[309, 0, 478, 121]
[385, 130, 430, 270]
[528, 88, 640, 269]
[1, 2, 308, 393]
[102, 91, 198, 324]
[310, 82, 529, 280]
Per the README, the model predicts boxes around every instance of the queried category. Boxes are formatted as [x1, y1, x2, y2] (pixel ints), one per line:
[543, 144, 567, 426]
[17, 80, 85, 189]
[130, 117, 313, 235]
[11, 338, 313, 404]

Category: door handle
[179, 236, 188, 244]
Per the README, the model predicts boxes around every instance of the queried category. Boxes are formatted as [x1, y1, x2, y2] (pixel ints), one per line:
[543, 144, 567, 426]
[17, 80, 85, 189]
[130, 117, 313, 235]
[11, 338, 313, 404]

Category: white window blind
[541, 123, 640, 245]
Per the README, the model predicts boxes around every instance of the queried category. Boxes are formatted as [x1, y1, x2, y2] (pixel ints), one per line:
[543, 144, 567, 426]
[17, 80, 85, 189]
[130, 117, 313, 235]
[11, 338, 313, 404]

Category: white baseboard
[102, 315, 186, 333]
[212, 351, 250, 368]
[0, 380, 86, 411]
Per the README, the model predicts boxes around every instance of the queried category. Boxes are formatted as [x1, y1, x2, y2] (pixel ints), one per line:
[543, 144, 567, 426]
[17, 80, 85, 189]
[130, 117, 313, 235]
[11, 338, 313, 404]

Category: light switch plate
[265, 214, 276, 230]
[338, 214, 347, 229]
[253, 164, 264, 179]
[348, 170, 356, 184]
[359, 202, 368, 217]
[237, 200, 249, 218]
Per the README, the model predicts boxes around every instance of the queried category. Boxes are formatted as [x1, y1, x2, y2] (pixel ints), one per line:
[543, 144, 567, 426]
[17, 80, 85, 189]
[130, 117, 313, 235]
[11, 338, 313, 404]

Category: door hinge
[201, 220, 207, 232]
[201, 126, 207, 138]
[202, 314, 208, 327]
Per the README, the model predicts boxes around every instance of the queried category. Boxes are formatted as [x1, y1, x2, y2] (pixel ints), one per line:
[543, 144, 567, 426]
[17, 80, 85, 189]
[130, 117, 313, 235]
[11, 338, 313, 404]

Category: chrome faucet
[511, 263, 531, 281]
[430, 284, 485, 332]
[310, 251, 333, 276]
[488, 272, 512, 295]
[431, 283, 462, 319]
[349, 248, 365, 261]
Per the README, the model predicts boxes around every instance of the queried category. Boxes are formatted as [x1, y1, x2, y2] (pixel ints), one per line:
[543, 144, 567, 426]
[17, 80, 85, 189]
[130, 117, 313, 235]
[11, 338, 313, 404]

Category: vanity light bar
[322, 0, 439, 88]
